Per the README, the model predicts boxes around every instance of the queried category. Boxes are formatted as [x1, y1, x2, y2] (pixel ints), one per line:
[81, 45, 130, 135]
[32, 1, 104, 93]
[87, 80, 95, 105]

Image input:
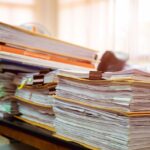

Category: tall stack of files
[0, 22, 98, 71]
[0, 72, 16, 118]
[13, 70, 57, 132]
[53, 69, 150, 150]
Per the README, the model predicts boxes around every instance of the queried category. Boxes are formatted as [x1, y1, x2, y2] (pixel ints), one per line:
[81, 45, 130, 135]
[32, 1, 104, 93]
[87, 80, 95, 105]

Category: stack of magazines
[53, 69, 150, 150]
[13, 71, 57, 131]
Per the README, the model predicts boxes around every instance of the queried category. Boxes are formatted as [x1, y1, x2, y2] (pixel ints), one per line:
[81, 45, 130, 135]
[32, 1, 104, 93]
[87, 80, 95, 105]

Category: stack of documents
[55, 73, 150, 112]
[15, 87, 55, 107]
[0, 72, 16, 99]
[13, 71, 57, 130]
[0, 72, 16, 118]
[53, 69, 150, 150]
[0, 22, 98, 70]
[54, 98, 150, 150]
[14, 86, 55, 130]
[17, 101, 54, 128]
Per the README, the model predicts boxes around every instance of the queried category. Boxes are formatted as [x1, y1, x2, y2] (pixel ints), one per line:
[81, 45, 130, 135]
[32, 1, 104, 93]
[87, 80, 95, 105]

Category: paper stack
[0, 72, 16, 98]
[13, 71, 57, 131]
[0, 22, 98, 70]
[53, 69, 150, 150]
[0, 72, 16, 117]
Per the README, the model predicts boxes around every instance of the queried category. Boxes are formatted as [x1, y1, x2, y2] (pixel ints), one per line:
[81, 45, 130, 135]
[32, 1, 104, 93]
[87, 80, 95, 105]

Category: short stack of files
[0, 72, 16, 118]
[53, 69, 150, 150]
[13, 70, 57, 132]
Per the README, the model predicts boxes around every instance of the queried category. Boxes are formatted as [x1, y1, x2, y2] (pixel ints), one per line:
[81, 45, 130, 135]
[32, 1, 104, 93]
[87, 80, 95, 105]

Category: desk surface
[0, 118, 92, 150]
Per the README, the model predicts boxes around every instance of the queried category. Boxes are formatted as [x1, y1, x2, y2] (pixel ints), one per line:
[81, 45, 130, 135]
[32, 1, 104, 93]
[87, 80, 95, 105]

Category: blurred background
[0, 0, 150, 65]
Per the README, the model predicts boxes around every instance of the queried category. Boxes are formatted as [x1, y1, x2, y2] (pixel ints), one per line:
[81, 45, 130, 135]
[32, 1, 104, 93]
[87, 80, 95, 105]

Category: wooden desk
[0, 118, 91, 150]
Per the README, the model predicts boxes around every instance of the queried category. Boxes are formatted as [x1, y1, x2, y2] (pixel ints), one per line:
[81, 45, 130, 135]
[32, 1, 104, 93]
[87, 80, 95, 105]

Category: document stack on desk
[0, 22, 98, 71]
[13, 70, 57, 131]
[0, 72, 16, 98]
[0, 59, 49, 118]
[53, 69, 150, 150]
[0, 72, 16, 117]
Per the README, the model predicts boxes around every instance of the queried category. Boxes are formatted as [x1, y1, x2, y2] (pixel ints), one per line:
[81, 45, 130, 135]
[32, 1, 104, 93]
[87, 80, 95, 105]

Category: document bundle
[53, 69, 150, 150]
[13, 71, 57, 130]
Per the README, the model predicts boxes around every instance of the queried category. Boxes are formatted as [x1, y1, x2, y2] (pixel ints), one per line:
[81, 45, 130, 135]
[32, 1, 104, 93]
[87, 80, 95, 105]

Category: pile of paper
[13, 71, 57, 129]
[54, 98, 150, 150]
[0, 72, 16, 99]
[53, 69, 150, 150]
[0, 72, 16, 117]
[15, 87, 55, 107]
[18, 101, 54, 127]
[55, 73, 150, 112]
[0, 22, 98, 70]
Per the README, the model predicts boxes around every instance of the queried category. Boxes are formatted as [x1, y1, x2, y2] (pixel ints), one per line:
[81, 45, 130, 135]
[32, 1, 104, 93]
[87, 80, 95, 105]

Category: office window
[58, 0, 150, 64]
[137, 0, 150, 63]
[58, 0, 102, 51]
